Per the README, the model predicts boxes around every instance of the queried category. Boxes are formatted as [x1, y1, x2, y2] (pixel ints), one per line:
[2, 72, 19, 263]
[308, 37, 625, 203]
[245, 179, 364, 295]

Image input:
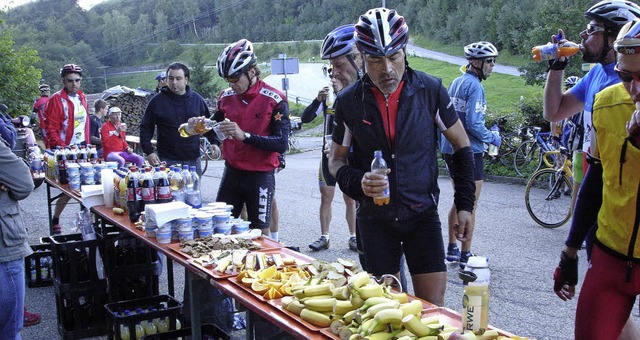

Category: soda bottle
[532, 41, 580, 62]
[155, 166, 172, 204]
[488, 124, 500, 157]
[186, 165, 202, 208]
[78, 145, 88, 162]
[126, 166, 141, 222]
[88, 144, 98, 163]
[168, 166, 185, 202]
[178, 118, 216, 137]
[140, 166, 156, 208]
[371, 150, 390, 206]
[56, 146, 68, 184]
[67, 145, 78, 163]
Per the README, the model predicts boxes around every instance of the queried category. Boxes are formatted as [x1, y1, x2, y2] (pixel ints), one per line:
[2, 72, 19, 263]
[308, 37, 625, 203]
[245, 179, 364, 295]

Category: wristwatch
[244, 132, 251, 141]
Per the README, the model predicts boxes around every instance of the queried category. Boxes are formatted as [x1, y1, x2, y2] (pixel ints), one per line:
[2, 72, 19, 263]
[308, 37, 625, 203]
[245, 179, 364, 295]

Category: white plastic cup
[101, 169, 114, 208]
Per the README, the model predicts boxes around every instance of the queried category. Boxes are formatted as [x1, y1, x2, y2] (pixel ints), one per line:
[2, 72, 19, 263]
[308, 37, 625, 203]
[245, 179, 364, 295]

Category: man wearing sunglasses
[568, 18, 640, 338]
[44, 63, 90, 235]
[545, 1, 640, 338]
[440, 41, 501, 269]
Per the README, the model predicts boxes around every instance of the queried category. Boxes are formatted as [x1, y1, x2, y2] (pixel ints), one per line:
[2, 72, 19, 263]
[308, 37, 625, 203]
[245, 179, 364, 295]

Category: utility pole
[97, 65, 110, 91]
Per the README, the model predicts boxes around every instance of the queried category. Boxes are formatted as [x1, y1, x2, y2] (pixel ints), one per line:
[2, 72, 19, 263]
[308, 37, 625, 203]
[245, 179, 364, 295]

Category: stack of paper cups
[101, 169, 114, 208]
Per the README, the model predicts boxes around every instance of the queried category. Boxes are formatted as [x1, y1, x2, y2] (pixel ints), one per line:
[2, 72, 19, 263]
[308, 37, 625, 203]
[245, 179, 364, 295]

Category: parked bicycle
[199, 136, 221, 175]
[524, 147, 573, 228]
[288, 116, 301, 151]
[514, 127, 557, 177]
[483, 115, 527, 170]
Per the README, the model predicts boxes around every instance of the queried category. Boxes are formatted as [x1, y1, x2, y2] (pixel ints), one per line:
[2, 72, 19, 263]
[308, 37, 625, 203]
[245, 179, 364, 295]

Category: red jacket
[100, 121, 128, 156]
[33, 96, 49, 139]
[44, 89, 90, 149]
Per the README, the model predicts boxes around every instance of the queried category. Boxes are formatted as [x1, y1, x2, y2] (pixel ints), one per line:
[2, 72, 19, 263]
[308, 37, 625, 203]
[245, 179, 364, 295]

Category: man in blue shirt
[440, 42, 501, 268]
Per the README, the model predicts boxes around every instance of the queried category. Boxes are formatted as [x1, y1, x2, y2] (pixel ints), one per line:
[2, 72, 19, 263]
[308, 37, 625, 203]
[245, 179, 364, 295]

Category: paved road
[18, 136, 640, 339]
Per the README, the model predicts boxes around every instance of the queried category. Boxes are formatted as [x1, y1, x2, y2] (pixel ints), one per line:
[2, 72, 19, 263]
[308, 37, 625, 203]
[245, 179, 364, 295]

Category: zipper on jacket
[384, 96, 393, 151]
[625, 182, 640, 282]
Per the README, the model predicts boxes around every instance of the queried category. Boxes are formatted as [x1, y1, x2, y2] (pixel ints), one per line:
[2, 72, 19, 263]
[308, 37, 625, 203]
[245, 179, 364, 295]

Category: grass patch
[411, 36, 531, 67]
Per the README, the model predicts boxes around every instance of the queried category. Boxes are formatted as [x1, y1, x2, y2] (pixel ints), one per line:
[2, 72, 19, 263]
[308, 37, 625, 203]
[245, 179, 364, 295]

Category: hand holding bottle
[532, 29, 580, 63]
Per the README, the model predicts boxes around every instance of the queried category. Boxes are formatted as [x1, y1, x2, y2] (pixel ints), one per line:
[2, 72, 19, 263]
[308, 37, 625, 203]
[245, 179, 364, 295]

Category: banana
[359, 297, 395, 312]
[334, 299, 358, 315]
[420, 316, 441, 325]
[364, 301, 400, 318]
[112, 207, 124, 215]
[285, 299, 306, 315]
[353, 283, 384, 299]
[402, 314, 441, 337]
[331, 320, 345, 335]
[398, 300, 423, 317]
[386, 291, 409, 303]
[395, 336, 417, 340]
[349, 333, 364, 340]
[366, 309, 403, 335]
[303, 297, 337, 312]
[350, 293, 365, 309]
[365, 328, 403, 340]
[358, 318, 386, 335]
[299, 294, 333, 303]
[300, 308, 332, 328]
[340, 326, 358, 340]
[348, 271, 372, 288]
[300, 283, 333, 297]
[476, 329, 500, 340]
[332, 285, 352, 300]
[280, 296, 294, 309]
[342, 309, 358, 324]
[416, 336, 440, 340]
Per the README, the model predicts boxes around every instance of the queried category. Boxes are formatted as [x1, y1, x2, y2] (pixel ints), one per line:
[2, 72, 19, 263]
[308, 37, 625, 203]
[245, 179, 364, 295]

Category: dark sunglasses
[614, 64, 640, 83]
[585, 24, 605, 36]
[64, 78, 82, 84]
[484, 58, 496, 64]
[224, 75, 241, 84]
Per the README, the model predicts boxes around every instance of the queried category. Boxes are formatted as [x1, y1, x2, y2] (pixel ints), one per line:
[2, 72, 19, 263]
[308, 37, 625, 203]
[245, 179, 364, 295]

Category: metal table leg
[187, 271, 202, 340]
[167, 258, 174, 297]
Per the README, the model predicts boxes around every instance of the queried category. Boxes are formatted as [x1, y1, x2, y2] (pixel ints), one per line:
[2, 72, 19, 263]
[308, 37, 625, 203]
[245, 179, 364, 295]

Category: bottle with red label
[155, 166, 172, 204]
[67, 145, 78, 163]
[140, 166, 156, 209]
[56, 146, 68, 184]
[126, 166, 141, 222]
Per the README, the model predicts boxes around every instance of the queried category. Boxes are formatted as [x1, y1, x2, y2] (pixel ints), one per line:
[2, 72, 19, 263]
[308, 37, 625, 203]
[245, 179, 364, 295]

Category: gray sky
[3, 0, 104, 10]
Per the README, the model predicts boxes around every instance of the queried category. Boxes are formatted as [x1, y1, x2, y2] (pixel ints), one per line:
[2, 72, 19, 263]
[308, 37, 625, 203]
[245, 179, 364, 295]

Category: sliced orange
[258, 265, 278, 280]
[263, 287, 283, 300]
[251, 281, 270, 294]
[241, 277, 259, 287]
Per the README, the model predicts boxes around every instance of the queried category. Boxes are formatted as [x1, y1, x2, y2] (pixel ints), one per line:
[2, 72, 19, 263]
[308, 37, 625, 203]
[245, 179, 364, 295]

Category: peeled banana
[300, 308, 332, 328]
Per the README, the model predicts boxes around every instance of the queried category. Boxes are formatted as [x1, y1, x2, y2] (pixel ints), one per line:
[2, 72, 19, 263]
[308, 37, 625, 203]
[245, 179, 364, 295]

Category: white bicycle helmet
[60, 64, 83, 77]
[39, 84, 50, 93]
[585, 0, 640, 30]
[564, 76, 580, 87]
[614, 19, 640, 53]
[464, 41, 499, 60]
[354, 8, 409, 57]
[217, 39, 256, 79]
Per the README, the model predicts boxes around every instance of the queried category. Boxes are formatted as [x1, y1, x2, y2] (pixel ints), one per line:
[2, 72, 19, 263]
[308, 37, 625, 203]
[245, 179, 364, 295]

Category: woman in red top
[100, 107, 144, 168]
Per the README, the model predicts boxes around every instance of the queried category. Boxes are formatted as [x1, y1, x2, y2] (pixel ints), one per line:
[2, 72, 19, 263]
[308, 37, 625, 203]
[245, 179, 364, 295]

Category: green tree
[0, 29, 41, 115]
[189, 47, 216, 98]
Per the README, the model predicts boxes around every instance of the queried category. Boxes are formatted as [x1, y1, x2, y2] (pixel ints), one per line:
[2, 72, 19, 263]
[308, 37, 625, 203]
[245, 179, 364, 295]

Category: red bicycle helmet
[60, 64, 83, 77]
[217, 39, 256, 79]
[354, 8, 409, 57]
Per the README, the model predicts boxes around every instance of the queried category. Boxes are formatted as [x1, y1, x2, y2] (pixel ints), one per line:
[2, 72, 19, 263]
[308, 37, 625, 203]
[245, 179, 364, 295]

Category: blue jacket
[440, 72, 496, 154]
[332, 68, 463, 220]
[140, 86, 211, 161]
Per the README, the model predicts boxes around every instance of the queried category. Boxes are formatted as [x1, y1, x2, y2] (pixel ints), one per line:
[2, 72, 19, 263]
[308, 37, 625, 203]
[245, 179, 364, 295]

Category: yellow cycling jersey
[592, 83, 640, 259]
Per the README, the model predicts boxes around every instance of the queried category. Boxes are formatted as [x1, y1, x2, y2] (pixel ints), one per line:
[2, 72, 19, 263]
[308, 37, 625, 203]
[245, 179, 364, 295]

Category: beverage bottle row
[117, 307, 181, 339]
[125, 164, 200, 222]
[29, 252, 52, 283]
[53, 144, 100, 184]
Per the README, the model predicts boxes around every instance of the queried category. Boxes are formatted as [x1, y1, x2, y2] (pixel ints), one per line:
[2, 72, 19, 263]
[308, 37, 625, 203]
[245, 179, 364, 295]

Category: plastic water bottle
[371, 150, 390, 206]
[488, 124, 500, 156]
[532, 41, 579, 62]
[178, 118, 216, 137]
[186, 165, 202, 208]
[180, 165, 192, 192]
[168, 166, 184, 202]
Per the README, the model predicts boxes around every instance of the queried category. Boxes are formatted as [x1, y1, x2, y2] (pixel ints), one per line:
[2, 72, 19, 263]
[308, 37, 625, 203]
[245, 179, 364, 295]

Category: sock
[448, 243, 458, 250]
[270, 231, 279, 241]
[52, 216, 60, 225]
[350, 234, 356, 238]
[321, 234, 330, 240]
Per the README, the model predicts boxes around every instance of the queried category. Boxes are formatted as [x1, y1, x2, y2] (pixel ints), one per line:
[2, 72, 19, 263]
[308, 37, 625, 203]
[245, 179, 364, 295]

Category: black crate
[51, 233, 101, 291]
[99, 227, 160, 276]
[105, 295, 183, 340]
[141, 324, 230, 340]
[108, 273, 160, 302]
[56, 282, 107, 339]
[25, 243, 53, 287]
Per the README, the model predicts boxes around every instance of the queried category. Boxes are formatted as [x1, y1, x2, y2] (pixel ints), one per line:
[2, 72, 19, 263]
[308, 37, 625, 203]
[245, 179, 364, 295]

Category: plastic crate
[104, 295, 183, 340]
[25, 243, 53, 287]
[141, 324, 230, 340]
[56, 282, 107, 339]
[51, 233, 101, 291]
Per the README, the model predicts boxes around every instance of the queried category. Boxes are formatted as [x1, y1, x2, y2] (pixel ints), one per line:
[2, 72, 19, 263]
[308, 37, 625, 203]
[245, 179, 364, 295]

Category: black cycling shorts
[443, 152, 484, 181]
[216, 165, 275, 230]
[318, 153, 336, 187]
[358, 208, 446, 276]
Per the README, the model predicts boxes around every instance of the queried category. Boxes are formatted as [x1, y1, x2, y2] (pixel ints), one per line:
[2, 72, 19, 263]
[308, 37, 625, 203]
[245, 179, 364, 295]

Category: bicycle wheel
[498, 132, 519, 168]
[288, 134, 299, 151]
[524, 168, 573, 228]
[199, 146, 209, 175]
[514, 140, 541, 177]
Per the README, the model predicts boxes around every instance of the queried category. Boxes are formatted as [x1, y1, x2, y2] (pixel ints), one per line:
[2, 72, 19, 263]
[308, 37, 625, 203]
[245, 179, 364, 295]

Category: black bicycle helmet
[321, 25, 356, 60]
[354, 8, 409, 57]
[60, 64, 82, 77]
[39, 84, 50, 92]
[564, 76, 580, 87]
[216, 39, 256, 79]
[464, 41, 499, 60]
[585, 0, 640, 30]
